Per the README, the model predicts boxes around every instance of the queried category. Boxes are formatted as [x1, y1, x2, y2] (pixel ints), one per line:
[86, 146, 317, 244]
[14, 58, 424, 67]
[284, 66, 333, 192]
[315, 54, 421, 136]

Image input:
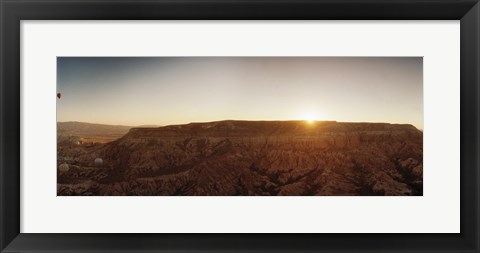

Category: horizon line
[57, 119, 423, 130]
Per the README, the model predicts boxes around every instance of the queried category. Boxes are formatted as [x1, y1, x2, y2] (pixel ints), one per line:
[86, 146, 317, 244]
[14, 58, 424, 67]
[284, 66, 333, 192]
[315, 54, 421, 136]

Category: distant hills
[57, 121, 162, 143]
[58, 121, 133, 136]
[57, 121, 133, 143]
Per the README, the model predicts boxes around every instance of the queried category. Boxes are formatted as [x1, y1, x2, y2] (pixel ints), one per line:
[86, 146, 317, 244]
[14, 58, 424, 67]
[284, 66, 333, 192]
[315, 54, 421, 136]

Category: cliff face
[57, 120, 423, 196]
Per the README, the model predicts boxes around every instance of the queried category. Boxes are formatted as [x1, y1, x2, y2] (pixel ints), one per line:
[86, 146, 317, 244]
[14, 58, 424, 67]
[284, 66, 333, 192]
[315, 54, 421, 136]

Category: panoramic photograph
[57, 57, 423, 196]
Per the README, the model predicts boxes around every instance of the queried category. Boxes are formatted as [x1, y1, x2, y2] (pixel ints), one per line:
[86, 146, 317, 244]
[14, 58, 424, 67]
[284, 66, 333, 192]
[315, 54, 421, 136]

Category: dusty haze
[57, 57, 423, 129]
[57, 57, 423, 196]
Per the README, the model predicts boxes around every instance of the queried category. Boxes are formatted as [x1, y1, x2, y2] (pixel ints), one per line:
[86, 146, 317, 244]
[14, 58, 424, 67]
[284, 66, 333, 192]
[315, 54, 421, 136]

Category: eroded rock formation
[57, 120, 423, 196]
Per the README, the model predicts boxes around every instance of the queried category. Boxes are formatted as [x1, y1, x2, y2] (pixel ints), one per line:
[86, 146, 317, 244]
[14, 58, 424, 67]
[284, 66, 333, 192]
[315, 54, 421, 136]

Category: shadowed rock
[57, 120, 423, 196]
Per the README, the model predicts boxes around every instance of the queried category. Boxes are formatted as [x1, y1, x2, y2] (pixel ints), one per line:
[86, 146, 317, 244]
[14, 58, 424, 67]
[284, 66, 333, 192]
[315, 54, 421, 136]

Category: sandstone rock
[57, 120, 423, 196]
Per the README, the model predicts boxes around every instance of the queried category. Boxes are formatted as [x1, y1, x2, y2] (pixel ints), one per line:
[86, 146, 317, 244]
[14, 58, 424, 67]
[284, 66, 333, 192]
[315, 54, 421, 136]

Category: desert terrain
[57, 120, 423, 196]
[58, 121, 132, 144]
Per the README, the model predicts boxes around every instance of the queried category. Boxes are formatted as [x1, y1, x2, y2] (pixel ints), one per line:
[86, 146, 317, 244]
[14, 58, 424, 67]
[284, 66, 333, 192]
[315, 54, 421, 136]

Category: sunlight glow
[301, 112, 318, 123]
[57, 57, 423, 129]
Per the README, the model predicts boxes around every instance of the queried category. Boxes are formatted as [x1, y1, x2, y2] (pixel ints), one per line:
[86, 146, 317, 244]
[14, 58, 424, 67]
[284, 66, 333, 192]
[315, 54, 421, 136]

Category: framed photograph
[1, 0, 479, 252]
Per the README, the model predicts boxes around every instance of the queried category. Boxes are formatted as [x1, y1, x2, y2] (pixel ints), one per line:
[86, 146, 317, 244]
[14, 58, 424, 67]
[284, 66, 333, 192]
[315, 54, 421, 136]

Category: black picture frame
[1, 0, 479, 252]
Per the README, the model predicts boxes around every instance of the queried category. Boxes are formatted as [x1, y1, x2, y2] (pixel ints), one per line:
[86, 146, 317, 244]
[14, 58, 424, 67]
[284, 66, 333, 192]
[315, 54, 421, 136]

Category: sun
[300, 112, 319, 123]
[305, 115, 315, 123]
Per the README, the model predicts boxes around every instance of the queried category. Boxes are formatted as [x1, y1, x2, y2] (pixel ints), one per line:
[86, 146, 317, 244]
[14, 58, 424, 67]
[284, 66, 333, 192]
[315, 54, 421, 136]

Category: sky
[57, 57, 423, 129]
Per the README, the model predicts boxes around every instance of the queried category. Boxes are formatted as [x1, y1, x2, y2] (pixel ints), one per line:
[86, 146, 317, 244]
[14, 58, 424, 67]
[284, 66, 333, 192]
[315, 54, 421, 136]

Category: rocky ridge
[57, 120, 423, 196]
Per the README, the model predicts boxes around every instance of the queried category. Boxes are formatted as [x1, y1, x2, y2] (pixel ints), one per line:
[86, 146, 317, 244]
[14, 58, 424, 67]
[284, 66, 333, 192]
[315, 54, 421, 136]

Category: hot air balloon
[57, 93, 61, 99]
[59, 163, 70, 172]
[94, 158, 103, 166]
